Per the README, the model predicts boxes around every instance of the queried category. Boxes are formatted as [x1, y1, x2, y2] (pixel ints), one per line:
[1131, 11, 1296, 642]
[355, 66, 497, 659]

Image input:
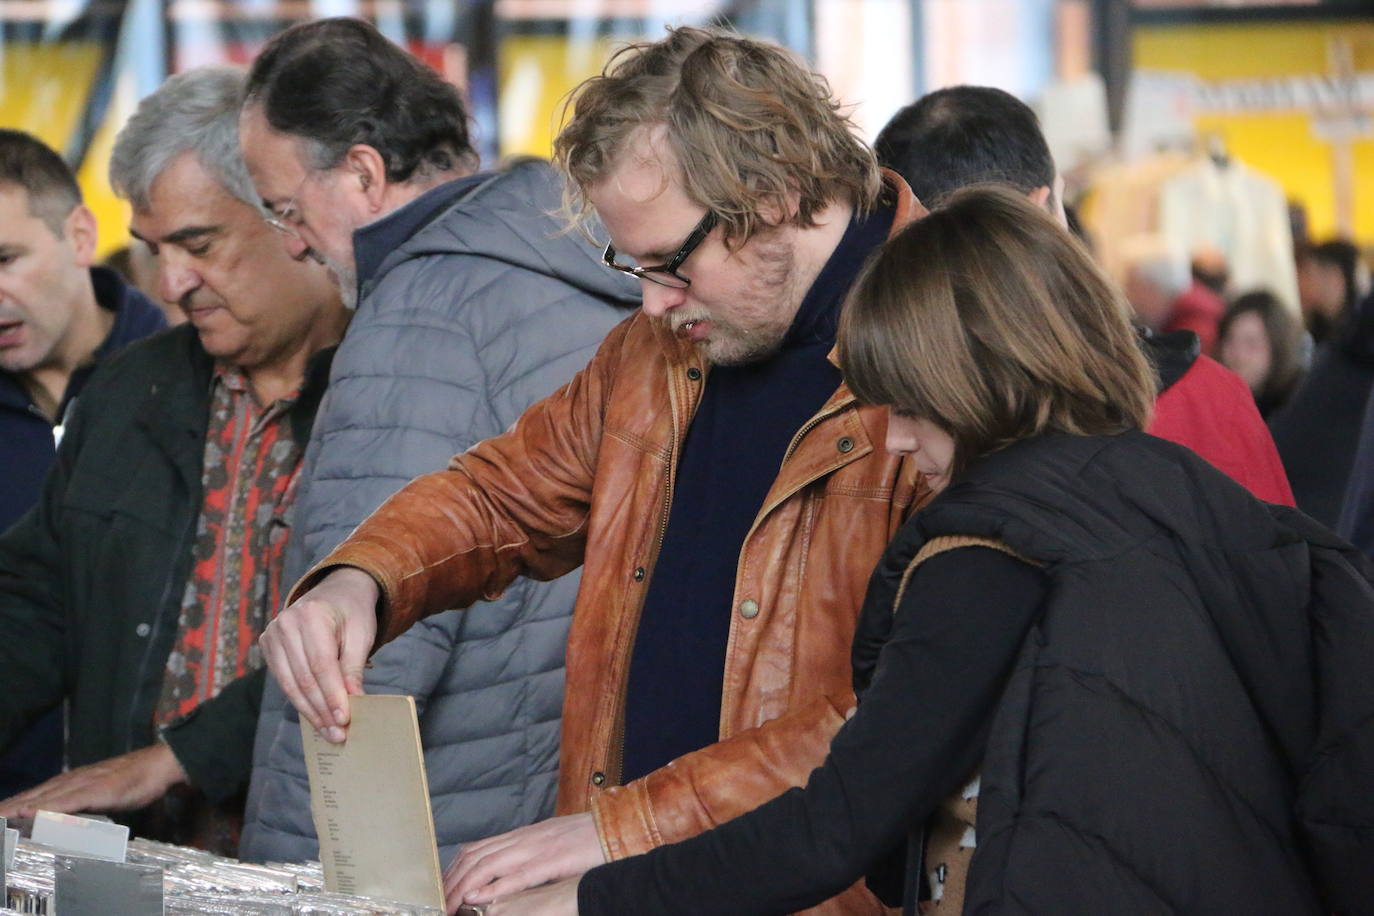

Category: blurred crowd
[0, 19, 1371, 916]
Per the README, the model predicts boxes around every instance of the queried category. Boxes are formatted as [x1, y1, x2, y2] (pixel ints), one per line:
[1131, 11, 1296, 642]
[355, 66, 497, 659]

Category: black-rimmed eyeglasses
[602, 211, 717, 289]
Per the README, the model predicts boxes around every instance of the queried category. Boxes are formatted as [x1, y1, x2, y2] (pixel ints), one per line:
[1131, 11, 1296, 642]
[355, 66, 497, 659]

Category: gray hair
[110, 66, 260, 212]
[1122, 235, 1191, 301]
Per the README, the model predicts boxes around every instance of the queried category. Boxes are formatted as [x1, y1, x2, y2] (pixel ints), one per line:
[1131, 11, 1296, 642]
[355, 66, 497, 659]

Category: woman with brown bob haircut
[839, 185, 1154, 475]
[490, 187, 1373, 916]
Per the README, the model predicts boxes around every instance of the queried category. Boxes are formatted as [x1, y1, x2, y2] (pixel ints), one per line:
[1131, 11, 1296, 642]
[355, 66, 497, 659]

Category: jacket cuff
[589, 780, 660, 860]
[286, 546, 403, 653]
[161, 668, 266, 804]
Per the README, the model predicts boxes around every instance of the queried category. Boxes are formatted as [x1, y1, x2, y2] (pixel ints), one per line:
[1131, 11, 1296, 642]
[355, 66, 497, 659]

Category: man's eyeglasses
[602, 211, 717, 289]
[263, 178, 308, 235]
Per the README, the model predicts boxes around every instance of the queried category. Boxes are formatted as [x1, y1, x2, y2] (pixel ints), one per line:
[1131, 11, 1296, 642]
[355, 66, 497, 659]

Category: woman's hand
[454, 876, 579, 916]
[446, 813, 604, 909]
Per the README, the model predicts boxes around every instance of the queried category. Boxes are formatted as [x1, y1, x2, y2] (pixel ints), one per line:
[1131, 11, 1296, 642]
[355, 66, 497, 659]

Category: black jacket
[1271, 288, 1374, 527]
[886, 431, 1374, 914]
[577, 431, 1373, 915]
[0, 325, 331, 808]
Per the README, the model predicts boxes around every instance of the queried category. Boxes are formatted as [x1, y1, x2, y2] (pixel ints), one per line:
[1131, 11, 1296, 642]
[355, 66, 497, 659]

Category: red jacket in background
[1149, 353, 1295, 506]
[1164, 279, 1226, 354]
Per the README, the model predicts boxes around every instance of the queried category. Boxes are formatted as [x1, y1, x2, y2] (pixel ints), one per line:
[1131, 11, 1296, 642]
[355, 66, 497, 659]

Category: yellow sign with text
[1133, 20, 1374, 246]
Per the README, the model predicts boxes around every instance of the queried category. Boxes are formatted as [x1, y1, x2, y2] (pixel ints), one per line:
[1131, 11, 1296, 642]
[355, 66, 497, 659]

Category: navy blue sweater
[621, 202, 894, 782]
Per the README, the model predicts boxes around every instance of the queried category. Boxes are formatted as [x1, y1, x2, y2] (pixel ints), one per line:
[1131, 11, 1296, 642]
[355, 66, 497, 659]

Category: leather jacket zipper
[605, 363, 694, 789]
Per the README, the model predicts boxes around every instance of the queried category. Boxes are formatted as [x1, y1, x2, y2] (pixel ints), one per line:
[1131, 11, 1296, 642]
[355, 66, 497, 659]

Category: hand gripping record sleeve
[302, 694, 446, 911]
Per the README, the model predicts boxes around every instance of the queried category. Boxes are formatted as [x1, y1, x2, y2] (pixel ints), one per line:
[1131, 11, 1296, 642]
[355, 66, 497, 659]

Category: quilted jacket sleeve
[291, 313, 633, 647]
[290, 259, 599, 588]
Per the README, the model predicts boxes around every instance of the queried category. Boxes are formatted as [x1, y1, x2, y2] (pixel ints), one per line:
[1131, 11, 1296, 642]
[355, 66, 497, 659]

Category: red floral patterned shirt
[150, 364, 304, 852]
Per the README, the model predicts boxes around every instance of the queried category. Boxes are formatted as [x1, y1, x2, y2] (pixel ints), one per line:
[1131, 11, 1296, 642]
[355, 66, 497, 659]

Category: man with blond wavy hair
[262, 27, 927, 914]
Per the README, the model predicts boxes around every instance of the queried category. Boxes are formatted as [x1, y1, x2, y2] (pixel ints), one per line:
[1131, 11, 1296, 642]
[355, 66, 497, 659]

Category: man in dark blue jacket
[0, 129, 166, 533]
[0, 129, 166, 797]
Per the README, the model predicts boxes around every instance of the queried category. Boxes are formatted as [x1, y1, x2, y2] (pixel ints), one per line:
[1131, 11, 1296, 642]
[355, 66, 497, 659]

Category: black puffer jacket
[890, 431, 1374, 914]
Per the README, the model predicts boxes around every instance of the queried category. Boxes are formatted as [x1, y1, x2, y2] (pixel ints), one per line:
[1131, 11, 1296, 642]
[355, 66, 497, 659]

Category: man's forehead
[0, 183, 58, 241]
[0, 182, 41, 221]
[608, 125, 679, 205]
[131, 160, 253, 242]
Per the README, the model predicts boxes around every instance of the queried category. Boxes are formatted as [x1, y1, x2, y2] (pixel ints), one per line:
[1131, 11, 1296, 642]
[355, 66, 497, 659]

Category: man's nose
[639, 280, 687, 319]
[280, 230, 311, 261]
[159, 254, 200, 306]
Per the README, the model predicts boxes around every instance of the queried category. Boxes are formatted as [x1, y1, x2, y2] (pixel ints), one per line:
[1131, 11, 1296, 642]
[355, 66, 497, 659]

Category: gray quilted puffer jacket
[238, 159, 639, 865]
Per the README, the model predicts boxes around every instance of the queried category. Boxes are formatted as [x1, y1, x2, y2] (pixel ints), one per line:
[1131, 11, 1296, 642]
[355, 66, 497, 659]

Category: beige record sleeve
[301, 693, 445, 911]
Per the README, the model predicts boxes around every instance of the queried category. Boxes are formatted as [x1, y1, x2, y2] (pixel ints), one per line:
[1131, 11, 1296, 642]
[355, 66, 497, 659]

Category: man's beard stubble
[317, 251, 358, 311]
[686, 229, 800, 368]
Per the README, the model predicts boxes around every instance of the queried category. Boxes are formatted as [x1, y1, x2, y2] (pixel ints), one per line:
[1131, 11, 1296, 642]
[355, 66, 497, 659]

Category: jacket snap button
[686, 367, 702, 381]
[633, 566, 646, 582]
[739, 598, 760, 619]
[135, 623, 151, 638]
[837, 436, 855, 454]
[591, 771, 606, 786]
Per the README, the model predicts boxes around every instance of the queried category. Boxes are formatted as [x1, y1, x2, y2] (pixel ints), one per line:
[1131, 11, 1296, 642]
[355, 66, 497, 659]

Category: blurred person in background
[1334, 288, 1374, 557]
[1271, 253, 1374, 527]
[103, 244, 174, 326]
[1164, 271, 1227, 354]
[488, 187, 1374, 916]
[1119, 238, 1230, 346]
[1191, 246, 1230, 299]
[1297, 240, 1365, 347]
[0, 66, 346, 855]
[259, 25, 931, 915]
[874, 85, 1291, 506]
[1123, 245, 1227, 355]
[0, 129, 166, 800]
[235, 17, 638, 866]
[1120, 239, 1187, 331]
[1218, 290, 1306, 418]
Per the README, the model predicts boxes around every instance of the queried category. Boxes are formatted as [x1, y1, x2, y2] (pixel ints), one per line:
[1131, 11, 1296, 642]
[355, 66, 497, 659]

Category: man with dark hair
[0, 129, 166, 534]
[0, 129, 166, 797]
[260, 26, 927, 915]
[234, 18, 639, 865]
[875, 84, 1060, 213]
[876, 85, 1293, 507]
[1275, 245, 1374, 528]
[1297, 239, 1363, 345]
[0, 67, 347, 854]
[240, 16, 475, 309]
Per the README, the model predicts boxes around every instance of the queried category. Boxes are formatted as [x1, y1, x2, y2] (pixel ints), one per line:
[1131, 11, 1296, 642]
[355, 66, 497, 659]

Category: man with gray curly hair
[0, 65, 346, 854]
[263, 26, 927, 914]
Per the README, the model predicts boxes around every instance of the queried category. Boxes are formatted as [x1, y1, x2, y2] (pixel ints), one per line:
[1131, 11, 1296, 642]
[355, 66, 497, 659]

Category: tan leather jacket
[298, 174, 927, 914]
